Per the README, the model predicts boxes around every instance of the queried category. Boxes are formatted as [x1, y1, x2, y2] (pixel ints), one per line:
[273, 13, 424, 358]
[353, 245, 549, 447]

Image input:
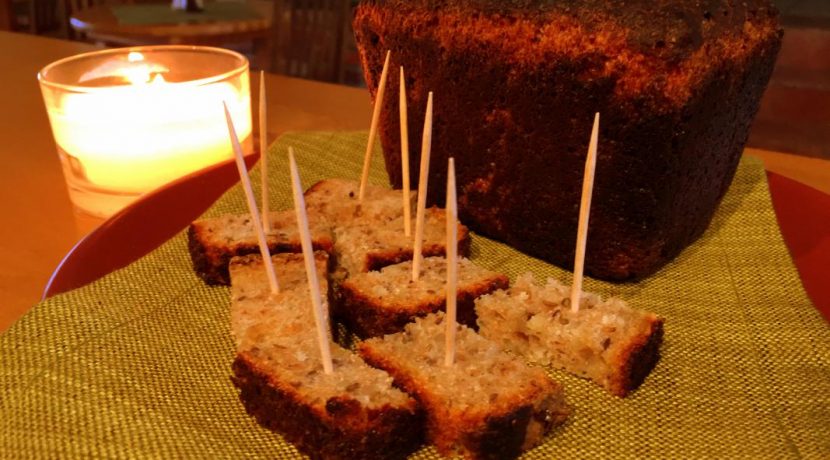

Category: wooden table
[0, 30, 828, 332]
[70, 1, 273, 66]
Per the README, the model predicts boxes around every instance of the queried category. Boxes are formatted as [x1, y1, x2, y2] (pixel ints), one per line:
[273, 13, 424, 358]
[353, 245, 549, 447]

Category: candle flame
[122, 52, 169, 85]
[79, 52, 169, 86]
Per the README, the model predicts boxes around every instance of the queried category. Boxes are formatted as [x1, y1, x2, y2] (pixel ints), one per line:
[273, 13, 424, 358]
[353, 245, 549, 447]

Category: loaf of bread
[359, 312, 570, 460]
[188, 209, 333, 286]
[339, 256, 508, 338]
[353, 0, 782, 280]
[229, 252, 424, 459]
[475, 273, 664, 397]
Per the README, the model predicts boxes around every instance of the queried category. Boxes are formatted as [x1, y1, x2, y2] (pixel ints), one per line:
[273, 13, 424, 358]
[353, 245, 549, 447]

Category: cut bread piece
[475, 273, 664, 397]
[232, 325, 424, 460]
[304, 178, 415, 223]
[229, 252, 424, 460]
[358, 313, 569, 460]
[189, 209, 333, 286]
[190, 179, 411, 286]
[229, 251, 331, 346]
[333, 206, 470, 279]
[339, 256, 508, 338]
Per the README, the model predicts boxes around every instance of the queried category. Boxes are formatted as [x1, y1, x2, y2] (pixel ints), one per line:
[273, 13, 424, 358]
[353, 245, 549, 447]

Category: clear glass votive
[39, 45, 252, 218]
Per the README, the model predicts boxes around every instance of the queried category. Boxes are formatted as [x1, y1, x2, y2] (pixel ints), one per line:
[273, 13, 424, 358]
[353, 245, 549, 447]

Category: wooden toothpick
[444, 157, 458, 367]
[359, 50, 392, 202]
[400, 66, 412, 237]
[411, 91, 434, 282]
[288, 147, 334, 375]
[570, 113, 600, 313]
[223, 101, 279, 294]
[259, 71, 271, 233]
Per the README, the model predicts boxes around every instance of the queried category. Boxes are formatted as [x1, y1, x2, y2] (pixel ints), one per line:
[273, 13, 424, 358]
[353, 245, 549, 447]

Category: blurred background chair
[0, 0, 13, 30]
[65, 0, 273, 70]
[269, 0, 362, 85]
[5, 0, 62, 34]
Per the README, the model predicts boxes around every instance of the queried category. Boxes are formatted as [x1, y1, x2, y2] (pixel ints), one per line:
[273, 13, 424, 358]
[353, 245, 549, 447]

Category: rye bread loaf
[188, 209, 333, 286]
[339, 256, 508, 338]
[359, 312, 570, 460]
[229, 252, 424, 459]
[475, 273, 664, 397]
[353, 0, 783, 280]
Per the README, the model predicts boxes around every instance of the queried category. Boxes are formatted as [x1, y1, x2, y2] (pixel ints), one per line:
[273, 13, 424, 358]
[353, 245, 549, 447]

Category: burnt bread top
[362, 0, 778, 59]
[357, 0, 783, 103]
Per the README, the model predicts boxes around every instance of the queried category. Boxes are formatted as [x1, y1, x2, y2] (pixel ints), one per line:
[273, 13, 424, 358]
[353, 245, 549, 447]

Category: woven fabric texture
[1, 132, 828, 459]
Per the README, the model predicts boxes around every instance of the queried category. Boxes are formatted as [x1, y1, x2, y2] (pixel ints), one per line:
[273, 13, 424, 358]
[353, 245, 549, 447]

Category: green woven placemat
[1, 132, 828, 458]
[111, 3, 261, 26]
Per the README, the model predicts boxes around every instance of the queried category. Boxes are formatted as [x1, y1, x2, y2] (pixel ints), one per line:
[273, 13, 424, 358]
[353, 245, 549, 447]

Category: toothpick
[288, 148, 334, 374]
[259, 71, 271, 233]
[411, 92, 433, 282]
[570, 113, 600, 313]
[223, 101, 279, 294]
[444, 157, 458, 367]
[400, 66, 412, 237]
[359, 50, 391, 201]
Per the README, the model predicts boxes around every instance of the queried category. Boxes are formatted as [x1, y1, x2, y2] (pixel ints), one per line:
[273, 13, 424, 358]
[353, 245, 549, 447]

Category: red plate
[43, 154, 257, 298]
[766, 171, 830, 322]
[43, 163, 830, 322]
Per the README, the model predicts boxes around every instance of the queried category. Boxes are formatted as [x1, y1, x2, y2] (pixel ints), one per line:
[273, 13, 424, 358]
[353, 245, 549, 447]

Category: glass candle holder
[39, 46, 252, 218]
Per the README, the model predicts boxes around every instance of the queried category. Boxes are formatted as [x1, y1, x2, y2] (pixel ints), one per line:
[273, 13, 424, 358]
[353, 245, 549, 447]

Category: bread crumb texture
[360, 312, 569, 459]
[476, 273, 664, 396]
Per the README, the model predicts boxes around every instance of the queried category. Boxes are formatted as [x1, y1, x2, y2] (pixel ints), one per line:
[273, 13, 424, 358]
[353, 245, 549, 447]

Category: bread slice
[229, 252, 332, 345]
[333, 206, 471, 279]
[304, 178, 414, 223]
[475, 273, 664, 397]
[229, 252, 424, 459]
[339, 256, 508, 338]
[189, 209, 334, 286]
[359, 313, 569, 460]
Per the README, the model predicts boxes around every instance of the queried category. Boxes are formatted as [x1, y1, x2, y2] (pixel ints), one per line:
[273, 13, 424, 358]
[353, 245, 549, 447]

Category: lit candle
[40, 46, 252, 216]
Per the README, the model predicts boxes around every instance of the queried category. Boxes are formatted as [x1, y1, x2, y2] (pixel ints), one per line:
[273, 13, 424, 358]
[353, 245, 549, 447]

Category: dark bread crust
[611, 317, 665, 397]
[231, 353, 424, 460]
[357, 0, 779, 64]
[187, 225, 226, 285]
[305, 179, 332, 195]
[353, 1, 782, 280]
[339, 272, 508, 338]
[463, 406, 532, 460]
[187, 222, 333, 286]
